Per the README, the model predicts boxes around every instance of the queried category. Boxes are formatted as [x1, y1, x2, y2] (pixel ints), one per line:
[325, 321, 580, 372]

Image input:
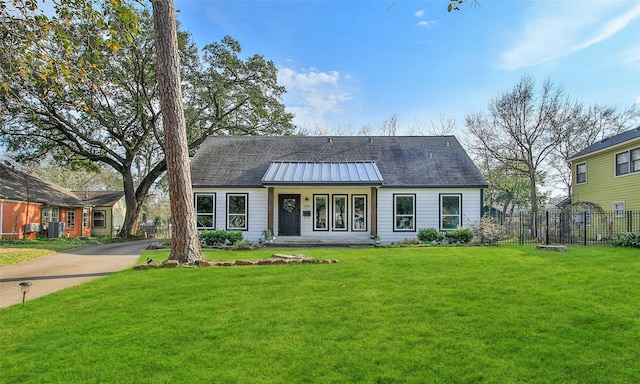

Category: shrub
[445, 227, 474, 244]
[199, 230, 243, 246]
[612, 232, 640, 248]
[418, 228, 440, 243]
[469, 217, 504, 246]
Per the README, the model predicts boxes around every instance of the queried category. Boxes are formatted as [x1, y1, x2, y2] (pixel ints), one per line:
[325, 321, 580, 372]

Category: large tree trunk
[152, 0, 203, 262]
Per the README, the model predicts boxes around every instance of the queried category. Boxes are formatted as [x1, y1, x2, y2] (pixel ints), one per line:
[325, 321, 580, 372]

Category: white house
[190, 136, 488, 244]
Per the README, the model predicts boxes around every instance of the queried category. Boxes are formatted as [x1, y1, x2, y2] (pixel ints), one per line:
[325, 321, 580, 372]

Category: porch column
[370, 187, 377, 236]
[267, 187, 274, 233]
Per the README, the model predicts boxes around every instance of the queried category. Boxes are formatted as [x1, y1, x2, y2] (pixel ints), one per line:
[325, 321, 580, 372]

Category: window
[67, 210, 75, 229]
[51, 207, 59, 222]
[83, 208, 89, 228]
[441, 194, 462, 230]
[227, 194, 248, 230]
[195, 193, 215, 229]
[352, 195, 367, 231]
[615, 148, 640, 176]
[576, 162, 587, 184]
[613, 201, 625, 218]
[313, 194, 329, 231]
[394, 194, 415, 231]
[93, 210, 106, 228]
[616, 152, 629, 176]
[333, 195, 347, 231]
[632, 148, 640, 173]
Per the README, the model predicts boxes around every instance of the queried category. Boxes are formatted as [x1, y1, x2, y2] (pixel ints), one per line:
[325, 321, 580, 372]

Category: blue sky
[174, 0, 640, 135]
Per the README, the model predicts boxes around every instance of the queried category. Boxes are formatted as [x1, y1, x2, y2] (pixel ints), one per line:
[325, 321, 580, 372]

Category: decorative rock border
[134, 253, 338, 270]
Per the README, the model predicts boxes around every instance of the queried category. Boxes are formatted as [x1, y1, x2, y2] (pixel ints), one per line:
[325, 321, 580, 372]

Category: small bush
[470, 217, 504, 246]
[199, 230, 243, 246]
[418, 228, 440, 243]
[612, 232, 640, 248]
[445, 227, 474, 244]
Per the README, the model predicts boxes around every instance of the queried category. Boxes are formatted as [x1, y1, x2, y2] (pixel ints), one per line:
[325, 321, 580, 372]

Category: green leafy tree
[1, 1, 294, 240]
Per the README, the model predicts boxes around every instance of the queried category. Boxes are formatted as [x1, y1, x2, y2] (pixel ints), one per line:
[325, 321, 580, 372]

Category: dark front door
[278, 194, 300, 236]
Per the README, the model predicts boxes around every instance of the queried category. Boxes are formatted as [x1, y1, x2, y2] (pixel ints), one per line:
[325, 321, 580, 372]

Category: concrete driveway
[0, 240, 158, 308]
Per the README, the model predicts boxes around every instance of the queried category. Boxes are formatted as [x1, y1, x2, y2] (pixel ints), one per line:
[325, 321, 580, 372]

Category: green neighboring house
[568, 126, 640, 212]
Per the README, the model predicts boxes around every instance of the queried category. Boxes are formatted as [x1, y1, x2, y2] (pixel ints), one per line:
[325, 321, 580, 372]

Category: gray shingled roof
[0, 163, 84, 207]
[190, 136, 488, 188]
[73, 191, 125, 207]
[568, 126, 640, 161]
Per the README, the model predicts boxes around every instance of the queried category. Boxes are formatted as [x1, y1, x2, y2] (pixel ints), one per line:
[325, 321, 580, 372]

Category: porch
[265, 236, 378, 248]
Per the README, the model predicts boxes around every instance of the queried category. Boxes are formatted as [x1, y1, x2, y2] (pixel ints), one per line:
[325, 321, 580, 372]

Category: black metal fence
[492, 209, 640, 246]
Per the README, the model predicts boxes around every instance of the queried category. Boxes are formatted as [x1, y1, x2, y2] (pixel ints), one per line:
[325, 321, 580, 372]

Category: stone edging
[134, 253, 338, 270]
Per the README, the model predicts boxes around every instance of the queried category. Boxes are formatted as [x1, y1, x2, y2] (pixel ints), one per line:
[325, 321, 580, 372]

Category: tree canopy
[0, 1, 295, 237]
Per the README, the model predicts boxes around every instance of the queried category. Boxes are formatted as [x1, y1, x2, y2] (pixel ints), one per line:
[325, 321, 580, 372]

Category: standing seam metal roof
[262, 162, 383, 184]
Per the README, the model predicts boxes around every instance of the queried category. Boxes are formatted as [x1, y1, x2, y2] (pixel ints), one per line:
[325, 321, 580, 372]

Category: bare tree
[466, 75, 579, 236]
[379, 113, 399, 136]
[152, 0, 202, 262]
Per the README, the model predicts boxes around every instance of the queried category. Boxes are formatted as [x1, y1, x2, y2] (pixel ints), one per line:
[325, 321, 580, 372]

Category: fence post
[545, 211, 550, 245]
[583, 211, 587, 246]
[628, 211, 633, 232]
[519, 212, 523, 245]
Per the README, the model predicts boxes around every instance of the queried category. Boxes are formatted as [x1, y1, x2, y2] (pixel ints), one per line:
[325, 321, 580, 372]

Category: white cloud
[414, 10, 425, 18]
[278, 67, 353, 127]
[416, 20, 435, 28]
[499, 2, 640, 71]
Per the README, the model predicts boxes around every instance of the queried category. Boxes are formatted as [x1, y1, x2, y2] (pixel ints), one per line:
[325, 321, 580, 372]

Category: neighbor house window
[314, 194, 329, 231]
[195, 193, 215, 229]
[440, 194, 462, 230]
[67, 210, 75, 229]
[352, 195, 367, 231]
[632, 148, 640, 173]
[333, 195, 347, 231]
[616, 152, 630, 176]
[83, 208, 89, 228]
[613, 201, 625, 218]
[576, 162, 587, 184]
[51, 207, 59, 222]
[227, 193, 248, 230]
[93, 210, 106, 228]
[394, 194, 415, 231]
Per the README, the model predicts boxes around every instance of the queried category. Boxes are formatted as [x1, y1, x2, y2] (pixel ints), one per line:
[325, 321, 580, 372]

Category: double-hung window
[394, 194, 415, 231]
[93, 210, 106, 228]
[67, 210, 75, 229]
[83, 208, 89, 228]
[195, 193, 215, 229]
[616, 148, 640, 176]
[576, 162, 587, 184]
[440, 194, 462, 230]
[613, 201, 625, 219]
[227, 193, 248, 230]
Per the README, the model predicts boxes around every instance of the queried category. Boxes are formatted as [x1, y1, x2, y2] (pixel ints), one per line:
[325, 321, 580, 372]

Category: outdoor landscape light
[19, 281, 32, 305]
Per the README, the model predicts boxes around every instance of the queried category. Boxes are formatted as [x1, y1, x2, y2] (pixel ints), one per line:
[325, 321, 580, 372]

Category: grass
[0, 238, 94, 265]
[1, 246, 639, 383]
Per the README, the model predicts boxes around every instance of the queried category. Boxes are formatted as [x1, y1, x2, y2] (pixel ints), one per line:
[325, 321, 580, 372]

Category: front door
[278, 194, 300, 236]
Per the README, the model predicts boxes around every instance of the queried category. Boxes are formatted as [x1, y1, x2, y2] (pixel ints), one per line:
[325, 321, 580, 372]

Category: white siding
[193, 187, 483, 244]
[194, 188, 269, 242]
[377, 188, 482, 243]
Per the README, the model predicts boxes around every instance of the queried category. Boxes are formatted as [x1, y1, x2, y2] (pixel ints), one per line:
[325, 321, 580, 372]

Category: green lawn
[1, 246, 639, 383]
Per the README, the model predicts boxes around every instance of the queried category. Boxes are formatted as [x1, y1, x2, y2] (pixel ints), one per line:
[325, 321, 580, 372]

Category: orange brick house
[0, 163, 125, 239]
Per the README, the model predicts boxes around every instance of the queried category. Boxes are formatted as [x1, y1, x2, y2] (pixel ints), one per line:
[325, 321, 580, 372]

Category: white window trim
[576, 162, 587, 184]
[614, 148, 640, 177]
[613, 201, 625, 219]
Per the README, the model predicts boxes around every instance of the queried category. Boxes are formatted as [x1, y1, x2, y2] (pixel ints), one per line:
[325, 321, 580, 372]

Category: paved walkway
[0, 240, 157, 308]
